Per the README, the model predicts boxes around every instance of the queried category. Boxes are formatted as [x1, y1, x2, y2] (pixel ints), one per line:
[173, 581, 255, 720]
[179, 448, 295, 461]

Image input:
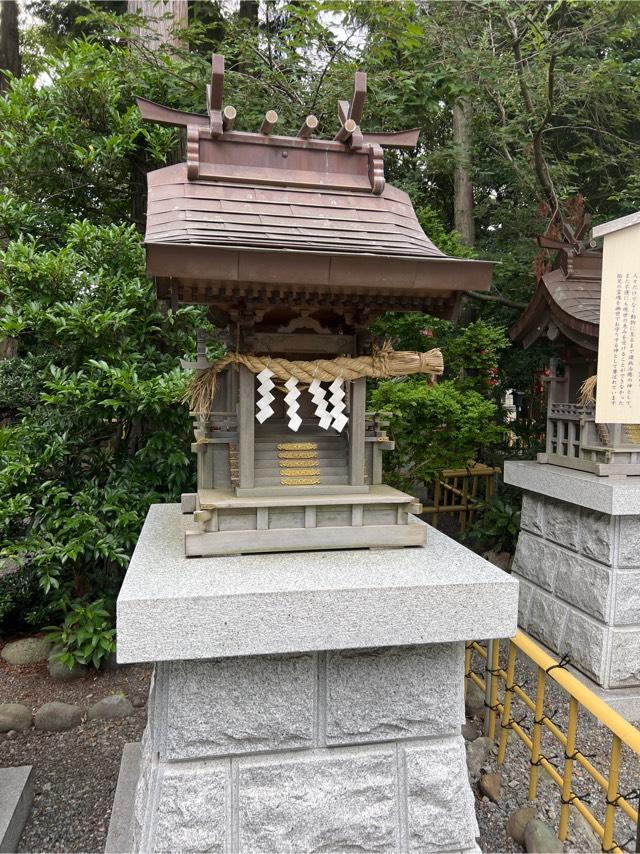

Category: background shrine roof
[510, 234, 601, 351]
[139, 56, 493, 302]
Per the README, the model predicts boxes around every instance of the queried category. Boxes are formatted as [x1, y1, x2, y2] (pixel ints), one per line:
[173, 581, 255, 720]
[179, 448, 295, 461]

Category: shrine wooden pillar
[348, 378, 366, 486]
[237, 366, 255, 490]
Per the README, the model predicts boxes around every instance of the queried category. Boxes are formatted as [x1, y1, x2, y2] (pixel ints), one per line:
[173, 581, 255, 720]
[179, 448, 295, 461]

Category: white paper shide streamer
[328, 378, 348, 432]
[308, 379, 332, 430]
[255, 368, 275, 424]
[284, 376, 302, 431]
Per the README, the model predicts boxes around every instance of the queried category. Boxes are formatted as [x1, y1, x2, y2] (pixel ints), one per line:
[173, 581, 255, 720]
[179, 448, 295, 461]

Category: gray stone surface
[152, 764, 227, 854]
[464, 679, 485, 720]
[159, 654, 315, 760]
[614, 572, 640, 624]
[526, 591, 567, 653]
[465, 736, 493, 779]
[512, 533, 557, 591]
[608, 629, 640, 688]
[544, 498, 579, 551]
[520, 493, 544, 535]
[517, 578, 533, 626]
[0, 765, 33, 854]
[88, 695, 134, 721]
[509, 465, 640, 691]
[237, 747, 397, 853]
[105, 743, 140, 854]
[524, 818, 563, 853]
[504, 460, 640, 515]
[0, 703, 32, 733]
[117, 504, 518, 663]
[1, 637, 51, 666]
[553, 551, 611, 621]
[617, 516, 640, 566]
[406, 738, 478, 852]
[579, 509, 613, 563]
[325, 643, 463, 746]
[507, 807, 537, 845]
[34, 701, 83, 732]
[559, 612, 606, 684]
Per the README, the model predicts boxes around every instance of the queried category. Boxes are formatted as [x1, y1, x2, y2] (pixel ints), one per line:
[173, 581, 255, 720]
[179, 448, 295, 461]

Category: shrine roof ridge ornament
[137, 54, 420, 196]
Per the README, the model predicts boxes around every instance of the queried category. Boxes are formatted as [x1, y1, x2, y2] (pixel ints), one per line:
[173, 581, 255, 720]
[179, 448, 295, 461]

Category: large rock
[465, 736, 493, 779]
[524, 818, 563, 853]
[464, 679, 485, 719]
[34, 702, 83, 732]
[507, 806, 537, 845]
[479, 771, 502, 803]
[1, 637, 51, 666]
[88, 695, 134, 721]
[48, 653, 87, 682]
[0, 703, 32, 732]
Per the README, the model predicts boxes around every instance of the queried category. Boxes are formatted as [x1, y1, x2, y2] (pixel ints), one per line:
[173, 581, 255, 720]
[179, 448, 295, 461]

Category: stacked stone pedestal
[111, 504, 518, 853]
[506, 461, 640, 715]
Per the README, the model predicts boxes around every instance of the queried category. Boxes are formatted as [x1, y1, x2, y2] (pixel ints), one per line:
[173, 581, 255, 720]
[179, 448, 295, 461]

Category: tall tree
[0, 0, 21, 95]
[127, 0, 188, 51]
[452, 96, 474, 246]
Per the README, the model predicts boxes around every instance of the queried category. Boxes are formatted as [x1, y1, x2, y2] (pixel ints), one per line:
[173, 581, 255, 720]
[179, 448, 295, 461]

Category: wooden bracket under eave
[368, 144, 385, 194]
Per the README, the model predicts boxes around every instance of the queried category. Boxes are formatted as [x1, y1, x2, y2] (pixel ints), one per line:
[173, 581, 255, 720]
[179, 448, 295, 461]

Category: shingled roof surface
[146, 164, 445, 259]
[511, 249, 601, 349]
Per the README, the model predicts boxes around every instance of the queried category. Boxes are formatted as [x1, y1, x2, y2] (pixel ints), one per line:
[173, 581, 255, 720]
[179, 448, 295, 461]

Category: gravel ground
[0, 649, 151, 854]
[469, 647, 640, 854]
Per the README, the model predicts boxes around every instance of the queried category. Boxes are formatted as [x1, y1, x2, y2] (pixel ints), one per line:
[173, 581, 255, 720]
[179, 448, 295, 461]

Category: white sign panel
[595, 220, 640, 424]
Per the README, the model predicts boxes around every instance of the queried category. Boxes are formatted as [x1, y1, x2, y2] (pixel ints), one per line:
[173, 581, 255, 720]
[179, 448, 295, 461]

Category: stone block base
[0, 765, 33, 853]
[130, 644, 479, 853]
[505, 461, 640, 695]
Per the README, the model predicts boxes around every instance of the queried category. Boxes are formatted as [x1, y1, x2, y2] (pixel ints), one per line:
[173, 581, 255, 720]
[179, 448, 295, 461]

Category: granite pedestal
[111, 504, 518, 853]
[505, 461, 640, 717]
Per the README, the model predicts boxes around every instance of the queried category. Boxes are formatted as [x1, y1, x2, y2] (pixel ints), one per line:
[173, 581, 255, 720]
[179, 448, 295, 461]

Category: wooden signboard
[593, 212, 640, 424]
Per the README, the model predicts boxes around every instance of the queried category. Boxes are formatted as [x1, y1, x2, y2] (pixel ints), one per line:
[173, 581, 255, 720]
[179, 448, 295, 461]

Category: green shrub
[370, 379, 505, 490]
[45, 598, 116, 670]
[464, 492, 522, 554]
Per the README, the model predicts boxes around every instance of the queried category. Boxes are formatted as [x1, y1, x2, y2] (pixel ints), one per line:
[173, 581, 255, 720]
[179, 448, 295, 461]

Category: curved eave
[510, 278, 599, 350]
[145, 242, 494, 295]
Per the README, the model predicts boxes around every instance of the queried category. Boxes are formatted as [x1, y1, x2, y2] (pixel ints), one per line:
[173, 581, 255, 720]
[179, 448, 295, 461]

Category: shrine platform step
[182, 485, 427, 557]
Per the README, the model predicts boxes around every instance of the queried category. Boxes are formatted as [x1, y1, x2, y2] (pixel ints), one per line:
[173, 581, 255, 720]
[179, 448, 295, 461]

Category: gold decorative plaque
[279, 459, 320, 469]
[280, 476, 321, 485]
[277, 442, 317, 451]
[279, 467, 320, 477]
[278, 450, 318, 459]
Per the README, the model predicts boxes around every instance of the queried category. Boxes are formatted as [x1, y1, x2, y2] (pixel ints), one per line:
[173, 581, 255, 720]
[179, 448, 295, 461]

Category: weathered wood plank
[184, 518, 427, 556]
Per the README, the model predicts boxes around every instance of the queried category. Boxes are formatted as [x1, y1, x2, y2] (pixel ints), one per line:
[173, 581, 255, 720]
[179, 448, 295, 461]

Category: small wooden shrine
[511, 222, 640, 475]
[139, 55, 494, 555]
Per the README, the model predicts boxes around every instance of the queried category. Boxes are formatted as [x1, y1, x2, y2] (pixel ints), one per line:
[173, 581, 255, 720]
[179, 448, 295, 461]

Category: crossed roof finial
[137, 53, 419, 150]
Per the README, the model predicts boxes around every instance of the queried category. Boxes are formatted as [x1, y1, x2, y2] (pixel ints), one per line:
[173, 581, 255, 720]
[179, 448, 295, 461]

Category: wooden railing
[420, 464, 501, 532]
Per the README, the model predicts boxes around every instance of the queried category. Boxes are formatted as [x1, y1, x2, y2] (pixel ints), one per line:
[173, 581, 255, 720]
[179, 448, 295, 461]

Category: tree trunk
[127, 0, 188, 51]
[452, 96, 475, 246]
[0, 0, 21, 95]
[239, 1, 259, 23]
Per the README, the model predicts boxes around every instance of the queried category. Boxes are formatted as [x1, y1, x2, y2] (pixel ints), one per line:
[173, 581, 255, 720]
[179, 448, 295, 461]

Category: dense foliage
[1, 0, 638, 657]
